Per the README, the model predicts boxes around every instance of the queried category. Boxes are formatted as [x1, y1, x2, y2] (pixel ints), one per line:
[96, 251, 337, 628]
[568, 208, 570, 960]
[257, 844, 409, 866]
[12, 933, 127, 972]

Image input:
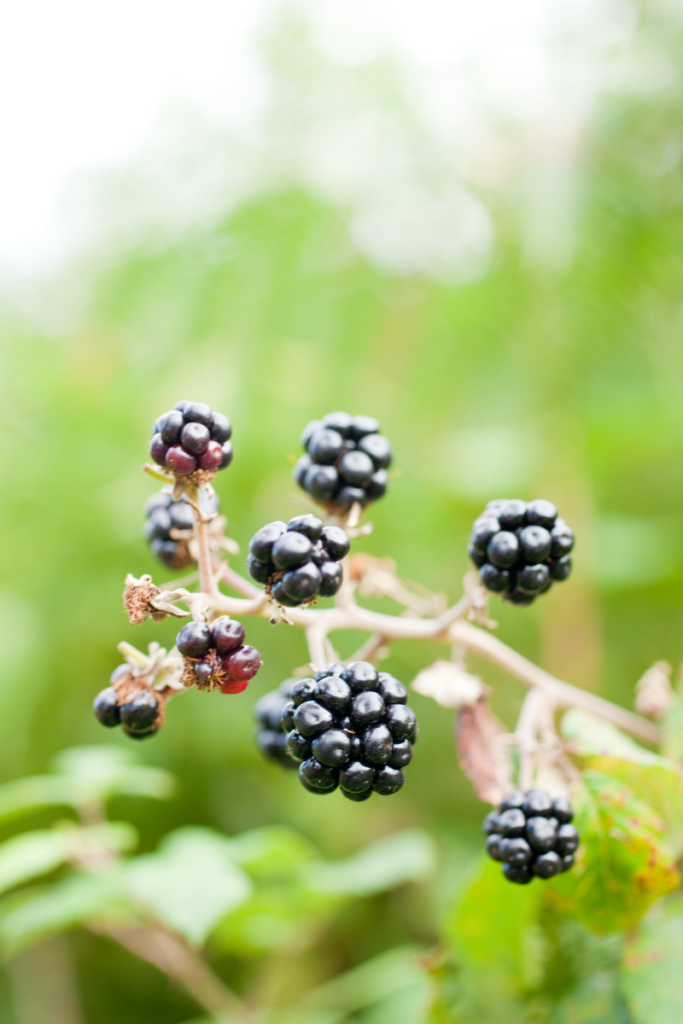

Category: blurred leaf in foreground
[621, 894, 683, 1024]
[305, 829, 436, 897]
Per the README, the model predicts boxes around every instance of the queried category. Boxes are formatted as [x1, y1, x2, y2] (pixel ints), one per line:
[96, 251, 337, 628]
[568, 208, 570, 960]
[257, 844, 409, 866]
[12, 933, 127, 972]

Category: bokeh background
[1, 0, 683, 1020]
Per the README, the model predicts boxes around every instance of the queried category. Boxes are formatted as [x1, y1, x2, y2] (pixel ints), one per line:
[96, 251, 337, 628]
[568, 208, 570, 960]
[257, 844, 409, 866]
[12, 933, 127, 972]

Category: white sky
[0, 0, 636, 274]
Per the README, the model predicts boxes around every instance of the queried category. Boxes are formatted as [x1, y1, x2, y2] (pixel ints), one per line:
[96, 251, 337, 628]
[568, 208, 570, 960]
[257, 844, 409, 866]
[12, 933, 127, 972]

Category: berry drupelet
[176, 617, 262, 693]
[483, 789, 580, 884]
[293, 412, 392, 514]
[144, 490, 220, 569]
[93, 664, 164, 740]
[247, 514, 350, 607]
[253, 681, 299, 768]
[149, 401, 233, 478]
[280, 661, 417, 800]
[469, 499, 574, 605]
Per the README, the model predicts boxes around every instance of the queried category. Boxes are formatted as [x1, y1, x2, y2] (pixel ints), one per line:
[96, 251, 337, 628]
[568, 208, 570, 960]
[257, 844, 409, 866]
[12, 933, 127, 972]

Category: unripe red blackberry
[175, 617, 262, 692]
[483, 788, 580, 882]
[149, 401, 233, 479]
[247, 516, 349, 607]
[468, 499, 574, 605]
[294, 411, 393, 513]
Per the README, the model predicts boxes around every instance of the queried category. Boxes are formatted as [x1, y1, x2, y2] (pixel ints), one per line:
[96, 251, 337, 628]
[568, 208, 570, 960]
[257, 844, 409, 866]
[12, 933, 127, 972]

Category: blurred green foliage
[1, 2, 683, 1020]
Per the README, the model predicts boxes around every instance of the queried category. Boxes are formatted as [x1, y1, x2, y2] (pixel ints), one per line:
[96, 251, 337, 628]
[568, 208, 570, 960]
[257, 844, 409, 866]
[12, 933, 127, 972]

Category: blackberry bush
[176, 618, 262, 693]
[144, 490, 220, 569]
[483, 788, 580, 884]
[468, 498, 574, 604]
[281, 661, 417, 799]
[254, 681, 298, 768]
[247, 514, 350, 606]
[150, 400, 233, 478]
[293, 412, 392, 513]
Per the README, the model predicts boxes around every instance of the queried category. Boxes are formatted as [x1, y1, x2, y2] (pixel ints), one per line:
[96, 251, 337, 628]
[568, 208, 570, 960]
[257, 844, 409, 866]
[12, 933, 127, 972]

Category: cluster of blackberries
[484, 789, 580, 884]
[281, 661, 417, 800]
[247, 515, 350, 607]
[144, 490, 219, 569]
[176, 618, 262, 693]
[150, 401, 233, 477]
[468, 499, 574, 605]
[94, 665, 163, 740]
[253, 682, 298, 768]
[293, 412, 391, 513]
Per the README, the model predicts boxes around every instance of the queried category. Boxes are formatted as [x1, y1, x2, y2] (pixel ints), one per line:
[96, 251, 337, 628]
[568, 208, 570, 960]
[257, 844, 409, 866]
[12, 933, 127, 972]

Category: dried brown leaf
[455, 696, 513, 806]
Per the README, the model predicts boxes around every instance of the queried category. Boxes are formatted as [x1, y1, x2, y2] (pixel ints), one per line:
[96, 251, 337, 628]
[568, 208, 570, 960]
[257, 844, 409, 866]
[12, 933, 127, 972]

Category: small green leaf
[225, 825, 319, 880]
[547, 771, 679, 933]
[561, 709, 666, 768]
[306, 829, 436, 897]
[125, 827, 251, 945]
[621, 896, 683, 1024]
[51, 745, 176, 803]
[0, 871, 122, 954]
[0, 831, 72, 896]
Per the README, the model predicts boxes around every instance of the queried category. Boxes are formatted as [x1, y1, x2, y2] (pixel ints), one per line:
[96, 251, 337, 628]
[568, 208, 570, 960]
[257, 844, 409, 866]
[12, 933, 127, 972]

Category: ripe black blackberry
[293, 412, 392, 513]
[247, 514, 350, 607]
[468, 499, 574, 605]
[93, 664, 165, 740]
[280, 661, 417, 799]
[149, 401, 233, 478]
[483, 789, 580, 884]
[253, 681, 299, 768]
[175, 617, 262, 693]
[144, 490, 220, 569]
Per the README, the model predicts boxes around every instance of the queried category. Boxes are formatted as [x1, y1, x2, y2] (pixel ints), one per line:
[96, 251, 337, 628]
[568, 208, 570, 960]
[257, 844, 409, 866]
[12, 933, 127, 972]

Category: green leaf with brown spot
[546, 771, 679, 934]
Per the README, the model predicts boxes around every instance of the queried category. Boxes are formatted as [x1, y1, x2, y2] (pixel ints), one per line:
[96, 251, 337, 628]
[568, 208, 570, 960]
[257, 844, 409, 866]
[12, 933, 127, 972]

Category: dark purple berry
[363, 724, 393, 764]
[174, 400, 192, 413]
[385, 703, 416, 741]
[300, 758, 338, 791]
[150, 434, 169, 466]
[281, 701, 296, 731]
[159, 410, 184, 445]
[309, 429, 344, 465]
[559, 854, 575, 873]
[339, 450, 374, 487]
[212, 617, 246, 653]
[373, 765, 405, 795]
[550, 519, 574, 557]
[286, 730, 311, 761]
[321, 526, 350, 561]
[314, 675, 351, 710]
[247, 554, 271, 584]
[199, 440, 224, 470]
[318, 562, 343, 597]
[533, 851, 561, 879]
[335, 486, 367, 510]
[341, 788, 372, 802]
[483, 811, 501, 835]
[321, 411, 352, 436]
[254, 690, 288, 729]
[184, 402, 212, 428]
[500, 837, 532, 866]
[293, 700, 334, 737]
[498, 808, 526, 837]
[166, 446, 198, 475]
[487, 531, 519, 569]
[210, 411, 232, 444]
[526, 499, 557, 528]
[250, 521, 287, 563]
[519, 526, 552, 564]
[556, 824, 580, 856]
[144, 507, 172, 542]
[194, 662, 213, 681]
[352, 691, 385, 725]
[486, 834, 503, 861]
[376, 673, 408, 704]
[168, 501, 194, 531]
[471, 517, 500, 553]
[120, 691, 159, 734]
[358, 433, 392, 469]
[176, 622, 212, 658]
[223, 645, 261, 682]
[219, 442, 233, 469]
[339, 760, 374, 793]
[94, 688, 120, 727]
[549, 555, 572, 581]
[282, 563, 322, 603]
[311, 729, 351, 767]
[293, 454, 311, 486]
[526, 817, 557, 852]
[342, 661, 379, 691]
[290, 678, 317, 705]
[388, 740, 413, 768]
[309, 542, 328, 567]
[479, 564, 511, 593]
[366, 470, 388, 501]
[348, 415, 380, 440]
[301, 420, 322, 449]
[287, 515, 324, 542]
[522, 789, 553, 817]
[304, 464, 339, 501]
[468, 544, 488, 568]
[503, 863, 532, 884]
[498, 500, 527, 530]
[505, 589, 536, 605]
[499, 791, 525, 811]
[517, 564, 550, 594]
[552, 796, 573, 824]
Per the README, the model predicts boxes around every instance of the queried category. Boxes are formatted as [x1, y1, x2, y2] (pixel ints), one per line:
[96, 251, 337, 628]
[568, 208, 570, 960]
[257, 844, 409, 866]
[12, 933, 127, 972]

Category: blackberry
[468, 499, 574, 605]
[483, 789, 580, 883]
[253, 680, 298, 768]
[281, 661, 417, 800]
[294, 411, 393, 514]
[144, 490, 220, 569]
[175, 616, 261, 692]
[93, 667, 164, 740]
[150, 401, 233, 478]
[247, 516, 349, 607]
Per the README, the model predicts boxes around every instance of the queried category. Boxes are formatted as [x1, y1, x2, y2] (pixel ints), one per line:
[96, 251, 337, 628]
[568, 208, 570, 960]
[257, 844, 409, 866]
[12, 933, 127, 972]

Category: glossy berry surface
[469, 499, 575, 606]
[253, 681, 299, 769]
[294, 410, 393, 513]
[93, 687, 120, 728]
[120, 691, 160, 735]
[484, 788, 580, 883]
[175, 619, 262, 691]
[149, 401, 233, 478]
[276, 661, 417, 802]
[246, 515, 348, 607]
